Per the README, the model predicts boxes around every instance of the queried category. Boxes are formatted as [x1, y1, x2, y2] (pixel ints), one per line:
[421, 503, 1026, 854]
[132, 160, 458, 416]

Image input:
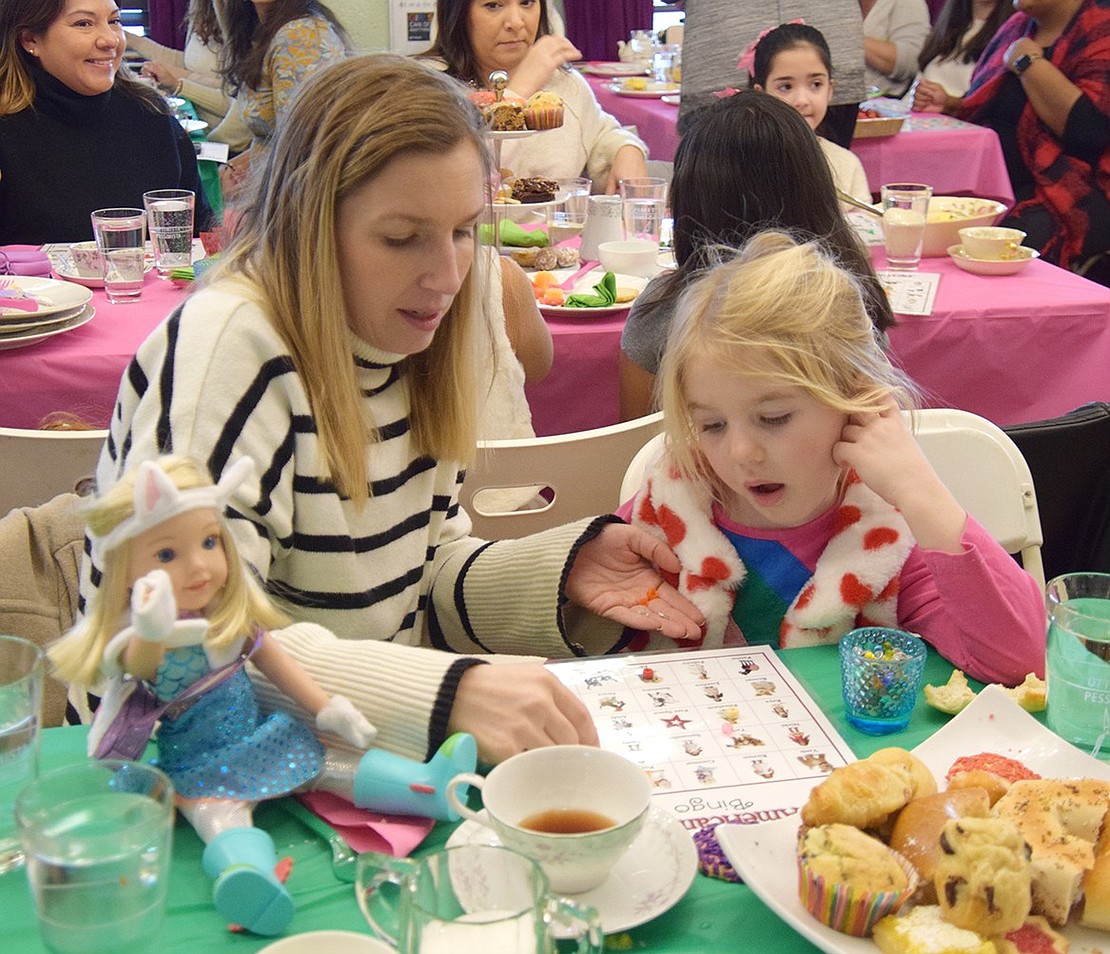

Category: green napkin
[477, 220, 550, 247]
[565, 271, 617, 308]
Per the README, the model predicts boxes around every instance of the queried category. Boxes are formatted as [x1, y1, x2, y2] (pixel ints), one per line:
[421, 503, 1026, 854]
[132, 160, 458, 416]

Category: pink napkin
[0, 245, 52, 277]
[297, 791, 435, 857]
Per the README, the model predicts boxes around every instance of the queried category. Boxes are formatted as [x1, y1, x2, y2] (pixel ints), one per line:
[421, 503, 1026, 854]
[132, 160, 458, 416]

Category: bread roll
[889, 788, 991, 900]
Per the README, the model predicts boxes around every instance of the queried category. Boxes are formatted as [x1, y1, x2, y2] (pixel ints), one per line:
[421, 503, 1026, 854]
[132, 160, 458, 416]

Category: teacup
[445, 746, 650, 893]
[68, 241, 104, 278]
[959, 226, 1027, 261]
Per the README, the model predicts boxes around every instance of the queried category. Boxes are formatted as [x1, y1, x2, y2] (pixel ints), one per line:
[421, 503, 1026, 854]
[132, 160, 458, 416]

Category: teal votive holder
[839, 627, 927, 735]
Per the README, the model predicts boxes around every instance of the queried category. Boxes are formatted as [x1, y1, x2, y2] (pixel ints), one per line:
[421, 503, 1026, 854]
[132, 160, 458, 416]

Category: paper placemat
[875, 269, 940, 316]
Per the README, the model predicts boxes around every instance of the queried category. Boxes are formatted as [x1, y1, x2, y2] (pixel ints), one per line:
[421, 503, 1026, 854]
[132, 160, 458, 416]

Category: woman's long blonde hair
[211, 54, 492, 505]
[659, 231, 918, 495]
[49, 457, 288, 688]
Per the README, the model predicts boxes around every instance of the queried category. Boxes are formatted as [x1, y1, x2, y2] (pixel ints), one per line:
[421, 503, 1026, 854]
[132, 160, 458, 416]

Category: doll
[50, 455, 477, 936]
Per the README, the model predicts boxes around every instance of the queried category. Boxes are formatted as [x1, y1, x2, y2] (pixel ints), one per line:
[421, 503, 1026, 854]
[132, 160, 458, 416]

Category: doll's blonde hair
[49, 456, 288, 688]
[659, 231, 918, 492]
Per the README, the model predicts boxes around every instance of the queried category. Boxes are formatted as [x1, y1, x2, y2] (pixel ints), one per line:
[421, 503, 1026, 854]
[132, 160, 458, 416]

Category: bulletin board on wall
[388, 0, 437, 54]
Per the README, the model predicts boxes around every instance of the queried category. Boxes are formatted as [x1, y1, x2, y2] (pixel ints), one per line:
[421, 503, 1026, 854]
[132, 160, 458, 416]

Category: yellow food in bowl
[920, 197, 1008, 258]
[622, 77, 649, 91]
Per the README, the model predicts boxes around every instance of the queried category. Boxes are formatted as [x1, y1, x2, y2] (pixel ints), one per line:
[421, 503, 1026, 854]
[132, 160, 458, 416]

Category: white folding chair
[460, 413, 664, 540]
[618, 408, 1046, 591]
[0, 427, 107, 516]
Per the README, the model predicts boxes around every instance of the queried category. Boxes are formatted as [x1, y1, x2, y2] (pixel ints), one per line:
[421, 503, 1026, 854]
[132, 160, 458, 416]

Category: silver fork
[276, 797, 358, 883]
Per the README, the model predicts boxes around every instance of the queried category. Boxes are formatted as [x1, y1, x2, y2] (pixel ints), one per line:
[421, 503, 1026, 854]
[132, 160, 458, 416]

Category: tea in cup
[959, 226, 1027, 261]
[68, 241, 104, 278]
[445, 746, 650, 893]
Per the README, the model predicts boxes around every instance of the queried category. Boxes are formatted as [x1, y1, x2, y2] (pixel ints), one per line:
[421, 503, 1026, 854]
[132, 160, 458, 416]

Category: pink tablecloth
[852, 114, 1014, 206]
[527, 254, 1110, 436]
[585, 72, 680, 164]
[6, 254, 1108, 439]
[0, 274, 188, 429]
[587, 70, 1014, 208]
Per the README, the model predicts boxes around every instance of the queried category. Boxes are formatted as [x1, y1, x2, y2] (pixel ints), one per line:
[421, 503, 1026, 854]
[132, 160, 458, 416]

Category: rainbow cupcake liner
[797, 837, 918, 937]
[524, 106, 565, 130]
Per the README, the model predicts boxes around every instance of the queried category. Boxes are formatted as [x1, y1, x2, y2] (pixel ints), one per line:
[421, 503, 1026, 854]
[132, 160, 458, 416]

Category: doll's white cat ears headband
[89, 456, 255, 561]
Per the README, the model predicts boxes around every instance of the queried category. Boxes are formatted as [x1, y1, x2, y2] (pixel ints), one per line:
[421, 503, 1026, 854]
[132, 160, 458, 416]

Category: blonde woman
[82, 54, 704, 766]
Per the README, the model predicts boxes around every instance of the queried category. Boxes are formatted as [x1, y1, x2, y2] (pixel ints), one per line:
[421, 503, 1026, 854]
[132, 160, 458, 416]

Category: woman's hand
[565, 523, 705, 640]
[220, 150, 252, 202]
[447, 663, 599, 764]
[604, 144, 649, 195]
[508, 34, 581, 98]
[140, 61, 185, 92]
[913, 78, 955, 113]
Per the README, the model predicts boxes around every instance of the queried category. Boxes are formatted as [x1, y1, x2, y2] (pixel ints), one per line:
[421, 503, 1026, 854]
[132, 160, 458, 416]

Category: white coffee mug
[445, 746, 650, 893]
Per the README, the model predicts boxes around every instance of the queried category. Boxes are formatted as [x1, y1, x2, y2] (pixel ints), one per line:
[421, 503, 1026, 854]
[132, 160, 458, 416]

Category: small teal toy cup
[839, 627, 927, 735]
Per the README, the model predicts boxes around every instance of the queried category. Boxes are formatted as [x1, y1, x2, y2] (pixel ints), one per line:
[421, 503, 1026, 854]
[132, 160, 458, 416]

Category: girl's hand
[316, 694, 377, 748]
[130, 569, 177, 642]
[834, 406, 968, 553]
[565, 523, 705, 641]
[509, 34, 581, 98]
[913, 78, 951, 113]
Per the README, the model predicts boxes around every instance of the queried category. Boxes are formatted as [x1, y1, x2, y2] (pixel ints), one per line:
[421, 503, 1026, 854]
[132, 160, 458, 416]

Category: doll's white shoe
[202, 826, 294, 936]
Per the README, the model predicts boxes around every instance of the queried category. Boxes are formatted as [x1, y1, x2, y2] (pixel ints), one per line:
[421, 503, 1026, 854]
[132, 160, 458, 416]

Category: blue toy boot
[353, 732, 477, 821]
[201, 826, 294, 936]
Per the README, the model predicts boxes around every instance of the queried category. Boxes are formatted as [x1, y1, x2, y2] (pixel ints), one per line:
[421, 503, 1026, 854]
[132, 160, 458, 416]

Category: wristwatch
[1012, 51, 1045, 75]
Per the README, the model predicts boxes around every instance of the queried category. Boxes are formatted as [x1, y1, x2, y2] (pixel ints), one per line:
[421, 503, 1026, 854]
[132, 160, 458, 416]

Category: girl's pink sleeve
[896, 516, 1045, 685]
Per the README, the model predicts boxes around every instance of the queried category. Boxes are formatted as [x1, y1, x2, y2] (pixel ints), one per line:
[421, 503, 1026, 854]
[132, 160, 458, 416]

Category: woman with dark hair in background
[420, 0, 647, 191]
[619, 90, 895, 420]
[216, 0, 349, 194]
[912, 0, 1012, 97]
[0, 0, 211, 243]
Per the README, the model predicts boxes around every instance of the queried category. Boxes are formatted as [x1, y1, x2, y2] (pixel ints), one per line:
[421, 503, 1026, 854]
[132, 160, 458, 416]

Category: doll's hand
[316, 694, 378, 748]
[130, 569, 178, 642]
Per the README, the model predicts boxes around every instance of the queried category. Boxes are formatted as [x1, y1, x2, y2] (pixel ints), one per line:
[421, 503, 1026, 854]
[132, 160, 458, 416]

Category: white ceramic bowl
[598, 239, 659, 277]
[918, 196, 1008, 257]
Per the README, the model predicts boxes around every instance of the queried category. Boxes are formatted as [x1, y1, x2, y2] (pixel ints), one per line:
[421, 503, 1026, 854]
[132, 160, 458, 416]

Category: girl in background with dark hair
[419, 0, 647, 191]
[748, 21, 872, 204]
[0, 0, 211, 243]
[619, 90, 894, 420]
[913, 0, 1012, 97]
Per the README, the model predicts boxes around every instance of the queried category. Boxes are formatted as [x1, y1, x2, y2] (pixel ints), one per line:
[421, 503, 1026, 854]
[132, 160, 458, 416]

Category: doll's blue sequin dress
[153, 641, 324, 800]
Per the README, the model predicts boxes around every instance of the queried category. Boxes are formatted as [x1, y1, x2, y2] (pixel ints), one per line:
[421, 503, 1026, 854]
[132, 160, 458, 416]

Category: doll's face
[127, 507, 229, 614]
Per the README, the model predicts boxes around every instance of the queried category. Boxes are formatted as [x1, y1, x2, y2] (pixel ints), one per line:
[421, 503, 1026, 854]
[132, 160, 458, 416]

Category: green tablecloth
[0, 645, 978, 953]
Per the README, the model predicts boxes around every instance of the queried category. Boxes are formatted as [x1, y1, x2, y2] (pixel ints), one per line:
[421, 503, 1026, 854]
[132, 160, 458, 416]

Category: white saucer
[179, 118, 208, 134]
[50, 258, 155, 288]
[947, 243, 1039, 276]
[446, 805, 696, 933]
[256, 931, 394, 953]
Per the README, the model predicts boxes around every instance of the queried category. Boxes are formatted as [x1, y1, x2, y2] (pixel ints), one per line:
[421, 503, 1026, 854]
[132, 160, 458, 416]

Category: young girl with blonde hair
[620, 231, 1045, 685]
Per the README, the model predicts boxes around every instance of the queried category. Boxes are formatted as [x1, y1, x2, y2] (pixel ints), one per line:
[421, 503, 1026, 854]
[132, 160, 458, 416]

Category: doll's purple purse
[93, 632, 262, 761]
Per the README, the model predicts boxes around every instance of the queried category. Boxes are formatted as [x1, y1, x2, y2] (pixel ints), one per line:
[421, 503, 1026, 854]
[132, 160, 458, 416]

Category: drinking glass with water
[143, 190, 195, 277]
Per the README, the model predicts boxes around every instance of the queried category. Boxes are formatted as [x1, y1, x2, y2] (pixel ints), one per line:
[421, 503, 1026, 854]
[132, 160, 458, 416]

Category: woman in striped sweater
[79, 53, 704, 766]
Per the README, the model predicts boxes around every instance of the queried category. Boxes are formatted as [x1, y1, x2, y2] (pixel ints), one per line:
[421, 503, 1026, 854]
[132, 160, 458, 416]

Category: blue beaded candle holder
[839, 627, 927, 735]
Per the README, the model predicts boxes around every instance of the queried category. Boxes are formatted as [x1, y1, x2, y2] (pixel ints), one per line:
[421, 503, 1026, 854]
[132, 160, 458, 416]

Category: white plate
[578, 61, 651, 77]
[256, 931, 394, 954]
[716, 686, 1110, 954]
[603, 81, 681, 98]
[661, 94, 681, 106]
[948, 243, 1039, 276]
[50, 257, 155, 288]
[538, 269, 648, 316]
[447, 805, 696, 934]
[179, 118, 207, 134]
[486, 128, 537, 141]
[0, 303, 87, 334]
[0, 276, 93, 318]
[0, 303, 94, 350]
[164, 96, 187, 110]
